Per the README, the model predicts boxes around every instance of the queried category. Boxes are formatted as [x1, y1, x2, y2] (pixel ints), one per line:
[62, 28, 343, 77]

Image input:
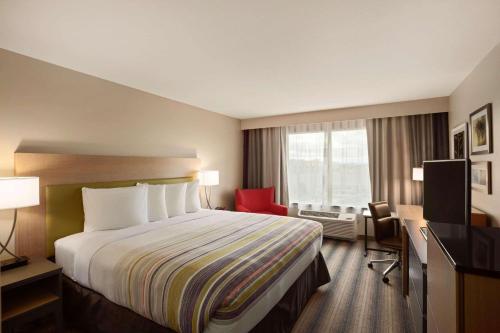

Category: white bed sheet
[55, 209, 322, 333]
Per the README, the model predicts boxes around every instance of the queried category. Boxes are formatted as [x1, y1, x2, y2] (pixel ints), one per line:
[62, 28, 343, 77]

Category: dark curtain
[432, 112, 449, 159]
[242, 127, 288, 205]
[243, 130, 249, 188]
[367, 112, 449, 209]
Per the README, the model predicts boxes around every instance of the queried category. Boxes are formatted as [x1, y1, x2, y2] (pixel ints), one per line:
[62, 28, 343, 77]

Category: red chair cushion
[235, 187, 275, 212]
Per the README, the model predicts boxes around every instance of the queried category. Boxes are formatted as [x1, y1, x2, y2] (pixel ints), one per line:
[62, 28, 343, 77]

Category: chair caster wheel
[367, 263, 373, 269]
[383, 277, 389, 283]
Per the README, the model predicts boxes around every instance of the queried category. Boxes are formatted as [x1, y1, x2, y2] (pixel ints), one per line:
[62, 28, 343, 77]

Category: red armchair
[235, 187, 288, 216]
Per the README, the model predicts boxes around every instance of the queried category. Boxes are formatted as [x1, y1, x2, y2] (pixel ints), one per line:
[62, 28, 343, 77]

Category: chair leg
[369, 259, 395, 264]
[382, 260, 400, 283]
[383, 260, 399, 276]
[368, 258, 394, 269]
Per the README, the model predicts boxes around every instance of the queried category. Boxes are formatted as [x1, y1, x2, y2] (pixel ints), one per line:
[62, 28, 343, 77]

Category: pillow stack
[82, 180, 202, 232]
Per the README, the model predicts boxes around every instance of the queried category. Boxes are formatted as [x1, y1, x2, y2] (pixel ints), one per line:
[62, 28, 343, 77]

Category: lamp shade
[0, 177, 40, 210]
[199, 170, 219, 186]
[412, 168, 423, 181]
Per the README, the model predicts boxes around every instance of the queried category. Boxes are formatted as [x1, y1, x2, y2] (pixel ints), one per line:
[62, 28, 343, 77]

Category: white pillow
[137, 183, 169, 221]
[165, 183, 187, 217]
[185, 180, 201, 213]
[82, 186, 148, 232]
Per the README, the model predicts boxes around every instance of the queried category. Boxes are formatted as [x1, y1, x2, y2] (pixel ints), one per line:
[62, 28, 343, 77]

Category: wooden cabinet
[1, 258, 63, 333]
[427, 230, 500, 333]
[427, 231, 458, 333]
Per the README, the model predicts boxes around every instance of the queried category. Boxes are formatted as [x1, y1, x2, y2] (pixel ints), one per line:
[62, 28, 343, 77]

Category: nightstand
[1, 258, 63, 333]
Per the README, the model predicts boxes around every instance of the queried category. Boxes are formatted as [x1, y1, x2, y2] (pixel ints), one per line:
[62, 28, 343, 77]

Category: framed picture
[471, 161, 492, 194]
[450, 122, 468, 159]
[470, 103, 493, 155]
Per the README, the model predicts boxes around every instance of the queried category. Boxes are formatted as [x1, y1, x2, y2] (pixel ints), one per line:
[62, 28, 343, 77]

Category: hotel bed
[55, 209, 329, 333]
[14, 153, 330, 333]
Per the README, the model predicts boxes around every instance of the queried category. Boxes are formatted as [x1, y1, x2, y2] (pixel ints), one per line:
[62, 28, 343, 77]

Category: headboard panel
[45, 177, 192, 258]
[14, 152, 201, 258]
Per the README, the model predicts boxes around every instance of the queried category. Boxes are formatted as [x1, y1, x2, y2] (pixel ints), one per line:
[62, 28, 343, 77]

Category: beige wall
[0, 49, 243, 254]
[450, 43, 500, 227]
[241, 97, 449, 129]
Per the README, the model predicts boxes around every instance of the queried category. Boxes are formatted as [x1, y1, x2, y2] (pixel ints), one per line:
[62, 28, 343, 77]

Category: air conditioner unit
[298, 210, 357, 241]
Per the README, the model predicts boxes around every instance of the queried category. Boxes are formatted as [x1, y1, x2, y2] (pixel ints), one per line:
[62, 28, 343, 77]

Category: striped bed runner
[112, 213, 323, 333]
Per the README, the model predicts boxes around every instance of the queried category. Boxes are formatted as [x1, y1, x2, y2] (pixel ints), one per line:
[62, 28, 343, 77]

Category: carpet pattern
[292, 239, 415, 333]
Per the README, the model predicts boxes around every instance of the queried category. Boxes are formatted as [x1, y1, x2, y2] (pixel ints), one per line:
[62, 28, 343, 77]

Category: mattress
[55, 209, 323, 333]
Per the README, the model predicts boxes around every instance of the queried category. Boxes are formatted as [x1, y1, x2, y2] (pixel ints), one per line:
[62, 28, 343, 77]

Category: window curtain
[243, 127, 288, 205]
[366, 112, 449, 210]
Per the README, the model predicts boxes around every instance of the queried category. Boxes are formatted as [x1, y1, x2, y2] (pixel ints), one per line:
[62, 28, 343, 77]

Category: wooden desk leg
[402, 224, 409, 296]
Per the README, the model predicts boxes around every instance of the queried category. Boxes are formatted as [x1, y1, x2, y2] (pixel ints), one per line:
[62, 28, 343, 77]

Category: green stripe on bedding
[112, 213, 322, 333]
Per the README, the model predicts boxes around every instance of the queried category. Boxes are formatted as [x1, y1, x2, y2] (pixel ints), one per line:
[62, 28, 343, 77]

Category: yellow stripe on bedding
[166, 217, 293, 333]
[215, 228, 321, 315]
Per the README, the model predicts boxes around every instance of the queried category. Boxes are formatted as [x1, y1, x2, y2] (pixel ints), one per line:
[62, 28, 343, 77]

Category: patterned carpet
[292, 239, 415, 333]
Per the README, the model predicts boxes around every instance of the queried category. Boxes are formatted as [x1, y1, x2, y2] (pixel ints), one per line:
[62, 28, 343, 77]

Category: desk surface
[396, 205, 424, 222]
[397, 205, 427, 266]
[405, 220, 427, 266]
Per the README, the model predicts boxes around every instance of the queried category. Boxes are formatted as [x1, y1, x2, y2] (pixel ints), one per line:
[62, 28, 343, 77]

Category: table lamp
[412, 167, 423, 181]
[199, 170, 219, 209]
[0, 177, 39, 271]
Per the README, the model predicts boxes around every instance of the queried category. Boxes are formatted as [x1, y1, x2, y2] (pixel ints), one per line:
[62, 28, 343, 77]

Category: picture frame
[471, 161, 492, 194]
[470, 103, 493, 155]
[450, 122, 468, 159]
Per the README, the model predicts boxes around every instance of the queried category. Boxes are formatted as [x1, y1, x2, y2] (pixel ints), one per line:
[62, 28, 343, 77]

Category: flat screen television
[423, 159, 471, 225]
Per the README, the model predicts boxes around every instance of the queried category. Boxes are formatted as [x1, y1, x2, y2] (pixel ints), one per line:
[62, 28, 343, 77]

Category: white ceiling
[1, 1, 500, 119]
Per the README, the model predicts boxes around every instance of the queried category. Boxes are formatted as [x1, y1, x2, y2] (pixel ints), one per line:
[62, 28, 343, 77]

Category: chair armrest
[378, 216, 401, 235]
[378, 216, 396, 223]
[236, 204, 251, 213]
[269, 203, 288, 216]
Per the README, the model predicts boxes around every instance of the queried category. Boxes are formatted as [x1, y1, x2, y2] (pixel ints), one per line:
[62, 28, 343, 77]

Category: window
[330, 129, 371, 207]
[287, 121, 372, 209]
[288, 132, 325, 205]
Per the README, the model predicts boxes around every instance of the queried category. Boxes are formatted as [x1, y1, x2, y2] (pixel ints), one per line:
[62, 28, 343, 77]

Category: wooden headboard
[14, 152, 201, 258]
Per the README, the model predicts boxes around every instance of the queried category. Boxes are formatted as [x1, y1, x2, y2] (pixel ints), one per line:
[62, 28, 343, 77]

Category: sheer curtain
[287, 123, 328, 205]
[287, 120, 372, 209]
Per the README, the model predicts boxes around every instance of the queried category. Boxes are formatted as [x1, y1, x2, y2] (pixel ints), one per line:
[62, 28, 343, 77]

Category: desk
[397, 205, 427, 333]
[397, 205, 490, 333]
[397, 205, 427, 291]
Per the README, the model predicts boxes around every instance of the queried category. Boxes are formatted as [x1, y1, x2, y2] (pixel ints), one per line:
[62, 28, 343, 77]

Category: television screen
[423, 159, 471, 225]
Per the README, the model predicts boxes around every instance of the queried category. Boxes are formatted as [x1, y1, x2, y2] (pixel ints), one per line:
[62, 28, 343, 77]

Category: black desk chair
[367, 201, 402, 283]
